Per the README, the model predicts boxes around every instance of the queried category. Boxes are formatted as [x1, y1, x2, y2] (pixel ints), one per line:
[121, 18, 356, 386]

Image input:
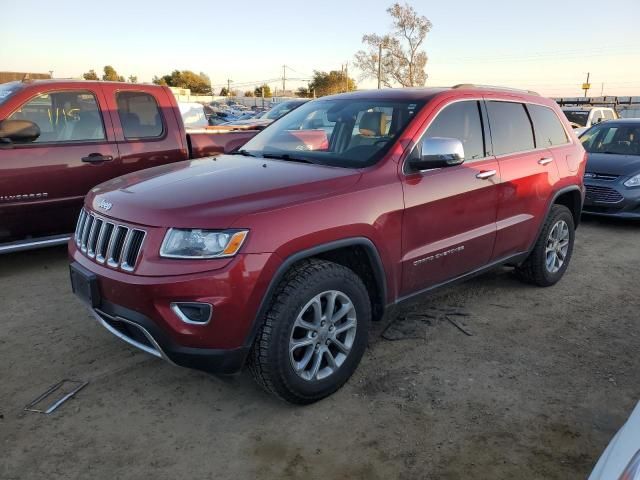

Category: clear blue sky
[2, 0, 639, 96]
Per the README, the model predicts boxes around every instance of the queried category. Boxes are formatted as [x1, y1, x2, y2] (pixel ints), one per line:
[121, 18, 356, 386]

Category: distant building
[0, 72, 51, 84]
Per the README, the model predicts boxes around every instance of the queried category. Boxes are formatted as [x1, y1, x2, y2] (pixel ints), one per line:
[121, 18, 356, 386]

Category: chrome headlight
[160, 228, 248, 259]
[624, 173, 640, 188]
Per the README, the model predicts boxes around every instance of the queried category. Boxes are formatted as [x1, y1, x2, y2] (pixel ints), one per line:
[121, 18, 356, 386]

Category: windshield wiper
[229, 149, 257, 157]
[262, 153, 317, 164]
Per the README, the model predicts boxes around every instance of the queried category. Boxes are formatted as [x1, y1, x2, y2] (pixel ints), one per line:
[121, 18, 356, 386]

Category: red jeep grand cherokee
[69, 85, 586, 403]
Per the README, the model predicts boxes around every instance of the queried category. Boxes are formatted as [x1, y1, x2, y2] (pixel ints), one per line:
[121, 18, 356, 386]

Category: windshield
[563, 110, 589, 127]
[581, 124, 640, 155]
[239, 98, 423, 168]
[0, 82, 22, 106]
[263, 101, 305, 120]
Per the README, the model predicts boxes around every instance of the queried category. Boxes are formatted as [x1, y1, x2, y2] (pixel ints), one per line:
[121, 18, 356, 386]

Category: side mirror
[408, 137, 465, 171]
[0, 119, 40, 143]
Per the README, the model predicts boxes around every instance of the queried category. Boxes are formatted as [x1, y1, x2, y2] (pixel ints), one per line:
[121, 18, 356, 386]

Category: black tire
[515, 204, 575, 287]
[248, 258, 371, 404]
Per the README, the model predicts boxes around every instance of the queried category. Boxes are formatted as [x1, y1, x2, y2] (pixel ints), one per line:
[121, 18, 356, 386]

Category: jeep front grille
[74, 208, 146, 271]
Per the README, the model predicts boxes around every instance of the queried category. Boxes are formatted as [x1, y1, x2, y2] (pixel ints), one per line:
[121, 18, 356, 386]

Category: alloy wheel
[545, 219, 570, 273]
[288, 290, 357, 381]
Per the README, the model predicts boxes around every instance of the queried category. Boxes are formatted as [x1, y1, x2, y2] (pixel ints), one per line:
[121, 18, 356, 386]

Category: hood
[87, 155, 361, 228]
[589, 402, 640, 480]
[586, 153, 640, 177]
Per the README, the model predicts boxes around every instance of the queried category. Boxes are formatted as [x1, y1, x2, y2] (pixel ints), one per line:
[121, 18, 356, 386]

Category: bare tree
[354, 3, 432, 88]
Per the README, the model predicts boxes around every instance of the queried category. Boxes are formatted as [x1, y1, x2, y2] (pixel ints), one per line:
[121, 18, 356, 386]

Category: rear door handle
[538, 157, 553, 166]
[476, 170, 497, 180]
[82, 153, 113, 163]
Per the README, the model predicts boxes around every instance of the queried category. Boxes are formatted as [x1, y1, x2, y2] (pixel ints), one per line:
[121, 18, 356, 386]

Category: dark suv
[69, 85, 586, 403]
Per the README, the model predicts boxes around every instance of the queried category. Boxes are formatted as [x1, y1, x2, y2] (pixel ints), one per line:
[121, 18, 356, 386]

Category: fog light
[170, 302, 212, 325]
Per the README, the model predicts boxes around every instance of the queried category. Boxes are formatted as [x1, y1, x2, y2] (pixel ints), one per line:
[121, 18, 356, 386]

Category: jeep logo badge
[98, 199, 113, 211]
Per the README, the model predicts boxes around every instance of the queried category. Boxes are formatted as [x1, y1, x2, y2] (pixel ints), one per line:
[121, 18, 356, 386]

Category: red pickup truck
[0, 80, 257, 253]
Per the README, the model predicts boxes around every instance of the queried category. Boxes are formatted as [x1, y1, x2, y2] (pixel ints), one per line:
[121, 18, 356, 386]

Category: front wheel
[248, 259, 371, 404]
[515, 204, 576, 286]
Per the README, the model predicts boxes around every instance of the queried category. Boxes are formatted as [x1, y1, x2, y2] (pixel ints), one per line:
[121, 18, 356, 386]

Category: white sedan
[589, 402, 640, 479]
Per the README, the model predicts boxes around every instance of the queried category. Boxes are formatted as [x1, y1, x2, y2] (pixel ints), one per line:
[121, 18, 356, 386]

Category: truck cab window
[116, 91, 164, 139]
[8, 91, 105, 143]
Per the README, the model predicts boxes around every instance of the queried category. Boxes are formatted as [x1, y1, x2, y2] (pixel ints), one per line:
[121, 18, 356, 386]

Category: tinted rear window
[563, 110, 589, 127]
[486, 101, 534, 155]
[527, 104, 568, 147]
[116, 91, 163, 139]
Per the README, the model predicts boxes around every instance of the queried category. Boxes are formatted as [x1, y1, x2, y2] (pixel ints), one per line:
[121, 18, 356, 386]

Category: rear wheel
[249, 259, 370, 404]
[515, 204, 575, 286]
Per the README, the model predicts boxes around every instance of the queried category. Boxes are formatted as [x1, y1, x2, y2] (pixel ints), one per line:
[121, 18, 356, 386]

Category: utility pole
[282, 65, 286, 94]
[227, 79, 232, 97]
[48, 70, 54, 79]
[600, 82, 604, 96]
[261, 86, 265, 109]
[582, 72, 591, 98]
[345, 63, 349, 93]
[377, 43, 382, 89]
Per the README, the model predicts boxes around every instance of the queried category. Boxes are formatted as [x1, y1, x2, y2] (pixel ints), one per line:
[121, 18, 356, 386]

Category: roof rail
[452, 84, 540, 96]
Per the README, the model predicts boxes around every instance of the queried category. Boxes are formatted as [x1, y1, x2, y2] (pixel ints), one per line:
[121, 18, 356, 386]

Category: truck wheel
[515, 204, 575, 287]
[249, 259, 371, 404]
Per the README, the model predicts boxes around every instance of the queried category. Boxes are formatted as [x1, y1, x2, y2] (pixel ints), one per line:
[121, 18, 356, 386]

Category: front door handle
[476, 170, 497, 180]
[538, 157, 553, 166]
[82, 153, 113, 163]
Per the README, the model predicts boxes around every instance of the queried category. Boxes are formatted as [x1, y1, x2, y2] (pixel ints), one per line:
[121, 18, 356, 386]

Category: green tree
[152, 75, 167, 86]
[296, 86, 311, 98]
[254, 84, 272, 98]
[128, 75, 138, 83]
[219, 87, 229, 96]
[308, 70, 356, 97]
[103, 65, 125, 82]
[83, 69, 99, 80]
[244, 90, 255, 97]
[152, 70, 212, 94]
[354, 2, 432, 87]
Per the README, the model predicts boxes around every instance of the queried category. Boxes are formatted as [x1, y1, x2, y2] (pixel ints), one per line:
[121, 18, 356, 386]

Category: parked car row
[3, 77, 639, 478]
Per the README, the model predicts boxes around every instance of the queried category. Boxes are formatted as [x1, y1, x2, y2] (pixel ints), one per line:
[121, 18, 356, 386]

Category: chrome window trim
[404, 97, 577, 174]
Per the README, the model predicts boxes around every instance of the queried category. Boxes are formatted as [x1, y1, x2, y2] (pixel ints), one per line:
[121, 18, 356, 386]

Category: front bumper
[69, 242, 277, 374]
[91, 301, 249, 374]
[583, 179, 640, 218]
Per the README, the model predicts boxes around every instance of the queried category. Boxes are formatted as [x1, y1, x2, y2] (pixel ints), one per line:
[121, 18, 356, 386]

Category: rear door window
[116, 91, 163, 139]
[527, 104, 569, 147]
[603, 109, 615, 120]
[8, 90, 105, 143]
[486, 101, 535, 155]
[420, 100, 485, 161]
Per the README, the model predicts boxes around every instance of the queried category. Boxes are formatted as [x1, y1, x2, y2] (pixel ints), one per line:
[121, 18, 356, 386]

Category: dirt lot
[1, 216, 638, 480]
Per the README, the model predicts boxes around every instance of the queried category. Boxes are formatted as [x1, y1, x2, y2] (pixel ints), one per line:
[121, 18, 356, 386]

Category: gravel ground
[1, 216, 638, 480]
